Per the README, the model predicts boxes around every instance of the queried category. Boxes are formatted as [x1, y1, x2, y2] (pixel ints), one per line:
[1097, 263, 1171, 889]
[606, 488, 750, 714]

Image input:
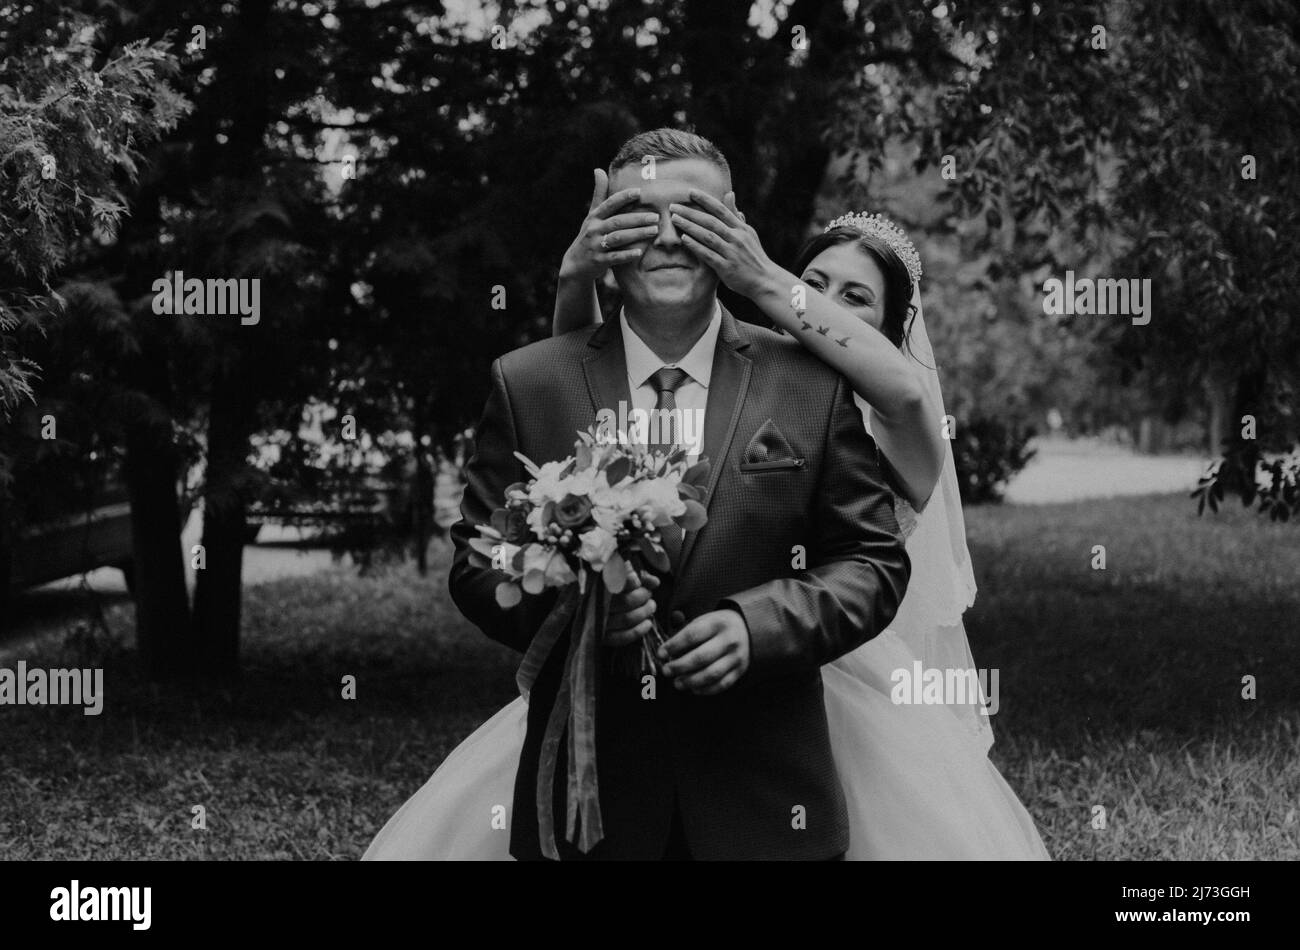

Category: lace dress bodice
[892, 493, 919, 540]
[856, 393, 918, 540]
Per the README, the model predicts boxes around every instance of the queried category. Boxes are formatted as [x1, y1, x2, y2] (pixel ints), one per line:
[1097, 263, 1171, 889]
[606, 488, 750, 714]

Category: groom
[449, 128, 910, 860]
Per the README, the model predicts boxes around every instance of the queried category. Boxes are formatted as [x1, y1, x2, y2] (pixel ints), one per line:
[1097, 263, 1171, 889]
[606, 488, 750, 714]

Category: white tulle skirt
[363, 628, 1050, 861]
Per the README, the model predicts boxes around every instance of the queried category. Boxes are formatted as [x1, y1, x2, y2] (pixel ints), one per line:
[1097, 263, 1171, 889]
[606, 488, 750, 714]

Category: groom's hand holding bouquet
[465, 424, 713, 857]
[605, 570, 750, 695]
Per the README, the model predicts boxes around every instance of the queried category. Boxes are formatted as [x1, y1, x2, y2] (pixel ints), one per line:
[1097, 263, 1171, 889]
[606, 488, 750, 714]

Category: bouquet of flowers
[466, 425, 709, 856]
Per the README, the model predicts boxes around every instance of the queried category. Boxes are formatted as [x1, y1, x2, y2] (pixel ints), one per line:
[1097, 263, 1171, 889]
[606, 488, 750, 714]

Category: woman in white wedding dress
[364, 184, 1049, 860]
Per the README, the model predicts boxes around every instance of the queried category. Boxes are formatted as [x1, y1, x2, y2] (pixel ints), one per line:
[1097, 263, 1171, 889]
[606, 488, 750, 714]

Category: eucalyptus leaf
[602, 552, 628, 593]
[495, 582, 522, 609]
[637, 534, 670, 573]
[683, 459, 711, 487]
[675, 498, 707, 531]
[605, 455, 631, 485]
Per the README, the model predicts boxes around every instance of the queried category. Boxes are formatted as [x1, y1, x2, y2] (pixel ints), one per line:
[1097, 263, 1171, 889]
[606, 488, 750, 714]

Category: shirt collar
[619, 300, 722, 389]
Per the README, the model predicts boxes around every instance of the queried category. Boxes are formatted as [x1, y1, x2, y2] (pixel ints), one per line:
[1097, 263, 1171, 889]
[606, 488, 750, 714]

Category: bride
[365, 175, 1049, 860]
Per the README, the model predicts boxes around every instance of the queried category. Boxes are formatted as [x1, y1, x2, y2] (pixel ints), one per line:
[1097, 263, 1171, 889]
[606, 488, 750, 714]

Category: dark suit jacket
[448, 305, 911, 860]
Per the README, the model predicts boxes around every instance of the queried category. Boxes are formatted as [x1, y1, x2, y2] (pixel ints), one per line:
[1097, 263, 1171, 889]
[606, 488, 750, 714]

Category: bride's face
[800, 242, 888, 334]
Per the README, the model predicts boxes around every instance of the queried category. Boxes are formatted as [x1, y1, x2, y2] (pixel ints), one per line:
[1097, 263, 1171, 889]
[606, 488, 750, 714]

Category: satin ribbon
[516, 577, 607, 859]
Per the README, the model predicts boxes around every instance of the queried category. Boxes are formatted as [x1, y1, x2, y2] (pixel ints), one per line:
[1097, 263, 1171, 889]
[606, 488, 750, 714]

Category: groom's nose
[654, 210, 684, 249]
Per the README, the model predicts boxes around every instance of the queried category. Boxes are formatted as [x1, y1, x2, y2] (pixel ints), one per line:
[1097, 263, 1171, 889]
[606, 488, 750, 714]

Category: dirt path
[1001, 437, 1208, 505]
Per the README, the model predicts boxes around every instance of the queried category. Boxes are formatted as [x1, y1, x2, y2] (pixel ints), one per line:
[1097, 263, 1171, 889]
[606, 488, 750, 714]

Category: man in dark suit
[449, 129, 910, 860]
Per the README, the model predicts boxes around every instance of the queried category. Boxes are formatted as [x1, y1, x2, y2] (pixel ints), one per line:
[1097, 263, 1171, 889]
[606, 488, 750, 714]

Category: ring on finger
[600, 235, 610, 250]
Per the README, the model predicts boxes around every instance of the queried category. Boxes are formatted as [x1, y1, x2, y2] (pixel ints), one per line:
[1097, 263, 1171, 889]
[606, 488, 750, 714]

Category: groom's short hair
[609, 128, 731, 184]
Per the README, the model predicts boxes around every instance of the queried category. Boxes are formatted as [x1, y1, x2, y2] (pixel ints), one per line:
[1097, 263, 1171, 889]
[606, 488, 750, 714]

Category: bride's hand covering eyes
[558, 168, 661, 282]
[667, 190, 781, 299]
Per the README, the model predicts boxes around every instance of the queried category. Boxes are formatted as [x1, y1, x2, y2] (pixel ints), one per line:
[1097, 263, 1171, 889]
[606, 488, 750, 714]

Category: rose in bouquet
[465, 425, 709, 856]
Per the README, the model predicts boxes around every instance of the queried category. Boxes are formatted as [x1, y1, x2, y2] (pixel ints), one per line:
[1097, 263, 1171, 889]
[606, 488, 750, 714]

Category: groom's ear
[725, 191, 745, 224]
[588, 168, 610, 211]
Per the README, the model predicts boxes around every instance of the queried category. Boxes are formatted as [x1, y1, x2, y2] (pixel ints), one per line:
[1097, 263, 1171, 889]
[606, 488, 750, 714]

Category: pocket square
[740, 419, 806, 471]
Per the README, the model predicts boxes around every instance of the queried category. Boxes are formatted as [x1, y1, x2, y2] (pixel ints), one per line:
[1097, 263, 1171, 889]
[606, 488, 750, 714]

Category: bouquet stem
[639, 618, 669, 676]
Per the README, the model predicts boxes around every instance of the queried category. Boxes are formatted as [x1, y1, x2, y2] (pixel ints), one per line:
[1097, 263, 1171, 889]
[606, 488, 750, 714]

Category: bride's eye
[803, 277, 825, 291]
[844, 292, 868, 307]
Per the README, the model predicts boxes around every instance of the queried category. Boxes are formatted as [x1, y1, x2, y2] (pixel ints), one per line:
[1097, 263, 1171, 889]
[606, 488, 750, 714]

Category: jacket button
[669, 610, 686, 630]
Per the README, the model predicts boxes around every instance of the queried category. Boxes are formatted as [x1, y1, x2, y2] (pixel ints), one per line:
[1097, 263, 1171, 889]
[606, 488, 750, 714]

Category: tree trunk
[192, 363, 254, 679]
[188, 0, 274, 680]
[1205, 372, 1232, 455]
[413, 444, 434, 576]
[122, 417, 193, 679]
[1136, 416, 1155, 454]
[749, 0, 838, 300]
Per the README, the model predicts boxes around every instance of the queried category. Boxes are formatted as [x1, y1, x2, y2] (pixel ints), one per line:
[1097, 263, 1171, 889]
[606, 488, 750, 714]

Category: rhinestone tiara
[823, 211, 923, 286]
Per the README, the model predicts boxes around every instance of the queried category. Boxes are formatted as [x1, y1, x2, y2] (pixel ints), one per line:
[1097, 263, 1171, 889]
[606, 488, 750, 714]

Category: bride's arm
[750, 265, 945, 509]
[552, 169, 658, 337]
[553, 275, 602, 336]
[670, 193, 945, 510]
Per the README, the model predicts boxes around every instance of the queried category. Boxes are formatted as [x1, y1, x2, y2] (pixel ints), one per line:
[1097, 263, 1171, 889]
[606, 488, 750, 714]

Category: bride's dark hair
[792, 227, 917, 352]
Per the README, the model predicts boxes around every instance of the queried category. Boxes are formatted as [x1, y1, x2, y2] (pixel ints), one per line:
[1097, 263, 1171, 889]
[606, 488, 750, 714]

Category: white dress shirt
[619, 302, 721, 459]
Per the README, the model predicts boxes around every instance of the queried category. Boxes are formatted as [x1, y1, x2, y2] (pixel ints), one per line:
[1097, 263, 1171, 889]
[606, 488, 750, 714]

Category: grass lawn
[2, 493, 1297, 859]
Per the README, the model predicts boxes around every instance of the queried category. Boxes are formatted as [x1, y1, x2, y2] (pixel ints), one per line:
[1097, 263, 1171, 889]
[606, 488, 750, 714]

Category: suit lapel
[582, 307, 753, 581]
[677, 307, 752, 575]
[581, 316, 634, 426]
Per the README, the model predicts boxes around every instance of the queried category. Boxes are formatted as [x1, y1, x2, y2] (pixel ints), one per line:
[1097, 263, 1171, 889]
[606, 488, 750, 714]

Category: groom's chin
[630, 282, 714, 311]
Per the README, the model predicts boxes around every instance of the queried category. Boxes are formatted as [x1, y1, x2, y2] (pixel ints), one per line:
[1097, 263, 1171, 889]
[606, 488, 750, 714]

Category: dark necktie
[648, 366, 690, 570]
[648, 366, 690, 454]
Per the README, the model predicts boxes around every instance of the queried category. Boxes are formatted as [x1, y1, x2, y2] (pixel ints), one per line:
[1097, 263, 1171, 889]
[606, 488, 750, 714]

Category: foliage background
[2, 0, 1297, 672]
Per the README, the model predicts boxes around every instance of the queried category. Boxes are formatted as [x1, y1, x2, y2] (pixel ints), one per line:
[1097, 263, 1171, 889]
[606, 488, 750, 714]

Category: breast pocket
[738, 457, 807, 473]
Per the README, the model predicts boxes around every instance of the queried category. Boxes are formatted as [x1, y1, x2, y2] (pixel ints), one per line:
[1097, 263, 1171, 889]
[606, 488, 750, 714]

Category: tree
[15, 0, 1294, 678]
[0, 10, 190, 634]
[0, 9, 188, 432]
[904, 0, 1300, 517]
